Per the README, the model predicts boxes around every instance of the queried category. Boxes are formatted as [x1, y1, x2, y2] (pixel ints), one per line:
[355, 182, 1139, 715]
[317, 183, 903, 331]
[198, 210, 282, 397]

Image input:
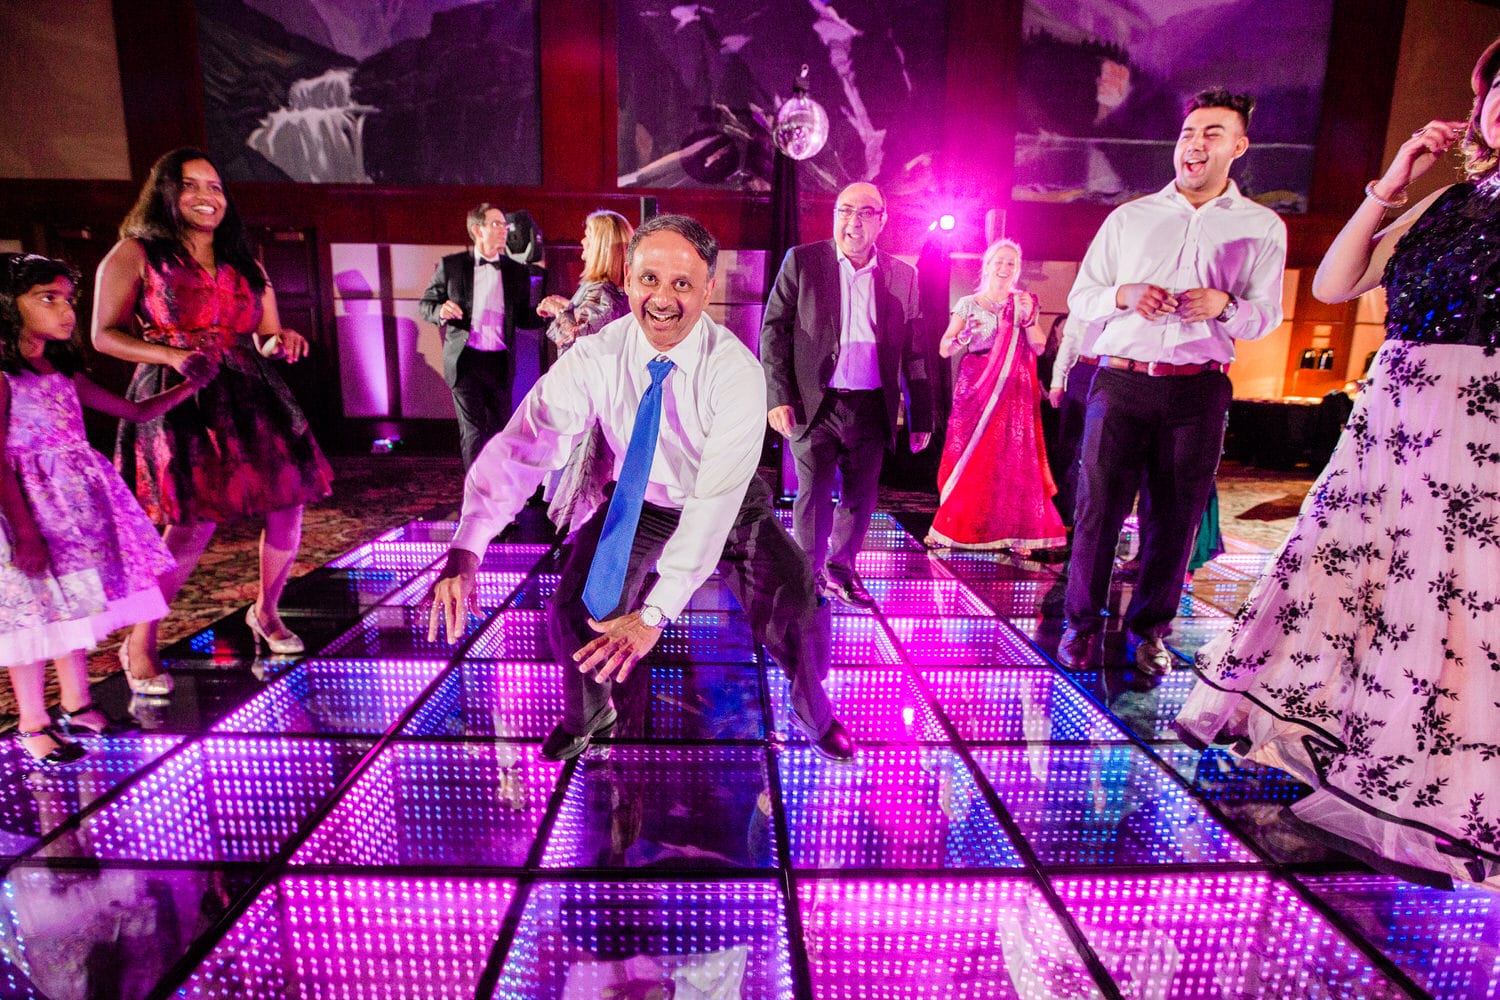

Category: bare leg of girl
[124, 521, 217, 680]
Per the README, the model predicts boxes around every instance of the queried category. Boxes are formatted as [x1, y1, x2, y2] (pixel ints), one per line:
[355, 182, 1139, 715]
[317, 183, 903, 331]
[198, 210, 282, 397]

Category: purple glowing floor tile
[0, 863, 256, 1000]
[322, 603, 485, 659]
[1055, 873, 1410, 999]
[494, 880, 793, 999]
[768, 666, 943, 743]
[961, 578, 1067, 617]
[919, 668, 1124, 742]
[860, 578, 991, 616]
[383, 569, 526, 609]
[779, 746, 1021, 869]
[541, 746, 776, 869]
[44, 737, 368, 863]
[635, 662, 765, 740]
[1164, 618, 1232, 659]
[179, 874, 517, 999]
[0, 736, 182, 857]
[1302, 873, 1500, 998]
[970, 745, 1257, 867]
[828, 617, 904, 666]
[213, 658, 447, 735]
[481, 542, 557, 572]
[468, 609, 554, 659]
[1175, 592, 1229, 618]
[402, 659, 565, 738]
[853, 550, 957, 579]
[939, 551, 1063, 582]
[325, 539, 447, 572]
[373, 519, 459, 545]
[503, 572, 560, 609]
[1063, 667, 1198, 741]
[884, 616, 1049, 667]
[798, 878, 1102, 998]
[1156, 745, 1340, 866]
[854, 522, 928, 552]
[293, 741, 563, 866]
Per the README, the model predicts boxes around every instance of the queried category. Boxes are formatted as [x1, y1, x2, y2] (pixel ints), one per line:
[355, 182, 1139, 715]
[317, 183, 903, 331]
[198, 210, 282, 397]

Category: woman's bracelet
[956, 334, 972, 346]
[1364, 180, 1409, 211]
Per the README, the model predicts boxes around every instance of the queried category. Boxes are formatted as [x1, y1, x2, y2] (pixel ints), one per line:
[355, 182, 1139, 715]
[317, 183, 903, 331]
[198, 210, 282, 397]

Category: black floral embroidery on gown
[1175, 181, 1500, 887]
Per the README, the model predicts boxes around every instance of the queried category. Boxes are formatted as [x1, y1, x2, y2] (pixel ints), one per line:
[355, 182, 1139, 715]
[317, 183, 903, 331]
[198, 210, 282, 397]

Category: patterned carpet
[1, 454, 1315, 721]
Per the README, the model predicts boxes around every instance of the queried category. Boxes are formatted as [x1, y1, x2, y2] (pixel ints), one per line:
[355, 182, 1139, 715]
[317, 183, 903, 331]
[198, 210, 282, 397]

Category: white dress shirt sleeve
[450, 354, 592, 555]
[1067, 212, 1131, 325]
[1219, 214, 1288, 343]
[643, 357, 768, 619]
[1052, 316, 1086, 391]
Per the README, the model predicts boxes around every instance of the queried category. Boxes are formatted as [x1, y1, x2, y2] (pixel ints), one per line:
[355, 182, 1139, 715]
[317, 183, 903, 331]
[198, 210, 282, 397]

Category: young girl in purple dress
[0, 254, 206, 763]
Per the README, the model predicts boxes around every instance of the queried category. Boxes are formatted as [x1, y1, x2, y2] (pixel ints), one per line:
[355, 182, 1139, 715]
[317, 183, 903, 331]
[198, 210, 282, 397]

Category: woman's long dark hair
[120, 147, 266, 293]
[0, 253, 85, 376]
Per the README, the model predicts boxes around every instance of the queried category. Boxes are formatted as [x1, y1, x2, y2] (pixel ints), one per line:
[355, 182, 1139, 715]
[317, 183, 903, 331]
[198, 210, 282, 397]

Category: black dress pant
[1064, 367, 1230, 637]
[452, 346, 514, 470]
[548, 476, 834, 737]
[1050, 364, 1097, 527]
[789, 389, 887, 584]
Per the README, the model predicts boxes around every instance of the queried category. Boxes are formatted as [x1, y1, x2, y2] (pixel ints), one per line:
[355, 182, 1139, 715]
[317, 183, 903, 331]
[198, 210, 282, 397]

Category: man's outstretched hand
[572, 611, 665, 685]
[427, 548, 481, 643]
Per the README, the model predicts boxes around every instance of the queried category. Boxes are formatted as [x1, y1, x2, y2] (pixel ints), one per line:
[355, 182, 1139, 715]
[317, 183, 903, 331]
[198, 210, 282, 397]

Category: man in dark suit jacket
[761, 182, 933, 608]
[419, 203, 541, 468]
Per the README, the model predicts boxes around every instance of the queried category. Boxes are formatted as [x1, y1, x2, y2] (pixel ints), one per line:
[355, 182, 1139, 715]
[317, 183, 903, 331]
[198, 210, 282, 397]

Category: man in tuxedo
[419, 203, 541, 468]
[761, 181, 933, 608]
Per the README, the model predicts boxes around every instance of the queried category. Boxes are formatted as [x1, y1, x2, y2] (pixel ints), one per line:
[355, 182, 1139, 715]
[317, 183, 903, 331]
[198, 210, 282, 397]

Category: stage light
[938, 214, 957, 231]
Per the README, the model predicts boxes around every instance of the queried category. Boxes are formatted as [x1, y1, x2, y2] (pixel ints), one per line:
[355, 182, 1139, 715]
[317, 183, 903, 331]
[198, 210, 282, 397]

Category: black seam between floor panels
[938, 551, 1434, 999]
[144, 538, 549, 1000]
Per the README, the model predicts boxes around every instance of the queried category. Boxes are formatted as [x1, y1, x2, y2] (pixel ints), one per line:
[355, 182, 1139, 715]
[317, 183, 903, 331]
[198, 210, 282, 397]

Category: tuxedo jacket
[418, 251, 541, 388]
[760, 240, 932, 446]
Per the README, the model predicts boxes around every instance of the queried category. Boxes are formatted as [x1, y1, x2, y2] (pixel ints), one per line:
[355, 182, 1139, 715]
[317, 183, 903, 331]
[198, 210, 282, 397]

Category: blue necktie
[583, 356, 675, 618]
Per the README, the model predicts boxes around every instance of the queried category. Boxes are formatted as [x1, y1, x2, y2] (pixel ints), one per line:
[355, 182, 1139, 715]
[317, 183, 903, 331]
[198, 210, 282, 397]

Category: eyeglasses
[835, 206, 884, 222]
[479, 220, 509, 229]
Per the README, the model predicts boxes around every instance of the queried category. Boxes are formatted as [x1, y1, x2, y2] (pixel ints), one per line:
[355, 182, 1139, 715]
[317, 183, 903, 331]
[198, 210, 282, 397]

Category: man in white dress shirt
[1059, 89, 1287, 673]
[428, 214, 853, 762]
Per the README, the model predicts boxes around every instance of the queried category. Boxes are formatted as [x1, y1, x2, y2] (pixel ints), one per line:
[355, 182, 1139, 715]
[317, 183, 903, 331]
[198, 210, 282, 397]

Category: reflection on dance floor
[0, 512, 1493, 998]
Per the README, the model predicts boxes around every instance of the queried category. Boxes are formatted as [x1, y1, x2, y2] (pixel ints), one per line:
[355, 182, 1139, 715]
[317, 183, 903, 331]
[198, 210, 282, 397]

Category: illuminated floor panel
[4, 512, 1461, 998]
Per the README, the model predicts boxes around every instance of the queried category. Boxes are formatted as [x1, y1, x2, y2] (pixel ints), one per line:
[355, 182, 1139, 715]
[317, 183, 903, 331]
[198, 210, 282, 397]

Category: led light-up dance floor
[0, 512, 1494, 999]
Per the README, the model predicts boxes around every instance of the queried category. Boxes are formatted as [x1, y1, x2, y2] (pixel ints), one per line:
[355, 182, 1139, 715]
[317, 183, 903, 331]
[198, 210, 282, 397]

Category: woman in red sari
[926, 239, 1066, 554]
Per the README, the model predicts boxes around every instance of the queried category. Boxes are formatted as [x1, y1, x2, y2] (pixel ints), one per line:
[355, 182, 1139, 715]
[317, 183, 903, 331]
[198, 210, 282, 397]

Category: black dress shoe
[826, 575, 876, 609]
[792, 716, 856, 761]
[1056, 627, 1100, 670]
[540, 708, 618, 762]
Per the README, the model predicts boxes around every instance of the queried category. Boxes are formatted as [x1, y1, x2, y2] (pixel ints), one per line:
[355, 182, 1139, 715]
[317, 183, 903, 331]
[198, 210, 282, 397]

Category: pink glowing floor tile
[859, 578, 991, 616]
[540, 746, 776, 869]
[322, 604, 487, 659]
[767, 667, 943, 744]
[402, 659, 565, 739]
[938, 551, 1063, 582]
[326, 540, 447, 572]
[919, 668, 1124, 741]
[798, 878, 1103, 998]
[883, 616, 1049, 667]
[853, 550, 958, 579]
[1055, 872, 1411, 999]
[1064, 667, 1200, 742]
[382, 569, 527, 610]
[179, 875, 517, 999]
[959, 578, 1068, 617]
[44, 737, 369, 863]
[493, 880, 793, 998]
[970, 745, 1257, 867]
[373, 520, 459, 544]
[468, 609, 554, 660]
[468, 611, 759, 663]
[779, 747, 1021, 869]
[1302, 873, 1500, 999]
[293, 741, 563, 867]
[213, 658, 447, 735]
[0, 736, 183, 857]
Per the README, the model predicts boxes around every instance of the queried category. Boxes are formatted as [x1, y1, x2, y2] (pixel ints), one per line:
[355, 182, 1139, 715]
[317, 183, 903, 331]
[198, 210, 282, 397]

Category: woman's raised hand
[1375, 119, 1467, 201]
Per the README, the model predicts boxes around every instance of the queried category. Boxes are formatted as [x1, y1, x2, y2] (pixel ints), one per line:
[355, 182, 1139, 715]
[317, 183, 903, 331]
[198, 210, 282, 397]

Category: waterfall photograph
[197, 0, 540, 186]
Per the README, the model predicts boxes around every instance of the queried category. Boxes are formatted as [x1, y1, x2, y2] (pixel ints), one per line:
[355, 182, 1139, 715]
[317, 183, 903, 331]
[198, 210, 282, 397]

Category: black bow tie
[477, 257, 502, 268]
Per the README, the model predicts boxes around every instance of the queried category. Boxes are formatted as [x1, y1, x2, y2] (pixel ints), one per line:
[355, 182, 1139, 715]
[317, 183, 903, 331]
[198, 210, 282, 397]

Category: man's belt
[1077, 355, 1229, 377]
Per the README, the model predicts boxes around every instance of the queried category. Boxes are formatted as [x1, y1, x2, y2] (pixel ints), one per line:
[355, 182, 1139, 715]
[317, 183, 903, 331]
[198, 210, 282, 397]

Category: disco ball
[772, 93, 830, 161]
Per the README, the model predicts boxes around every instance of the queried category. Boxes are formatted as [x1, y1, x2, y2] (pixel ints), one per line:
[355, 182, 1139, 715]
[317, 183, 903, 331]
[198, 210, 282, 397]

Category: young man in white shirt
[429, 214, 853, 762]
[1059, 89, 1287, 673]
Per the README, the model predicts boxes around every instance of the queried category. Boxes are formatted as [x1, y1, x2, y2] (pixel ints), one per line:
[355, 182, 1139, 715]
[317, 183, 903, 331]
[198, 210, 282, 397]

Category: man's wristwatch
[1215, 294, 1238, 323]
[638, 605, 672, 629]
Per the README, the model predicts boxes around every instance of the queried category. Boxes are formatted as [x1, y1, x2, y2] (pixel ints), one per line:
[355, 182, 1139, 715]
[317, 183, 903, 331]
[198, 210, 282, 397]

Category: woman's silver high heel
[246, 605, 305, 655]
[119, 645, 174, 698]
